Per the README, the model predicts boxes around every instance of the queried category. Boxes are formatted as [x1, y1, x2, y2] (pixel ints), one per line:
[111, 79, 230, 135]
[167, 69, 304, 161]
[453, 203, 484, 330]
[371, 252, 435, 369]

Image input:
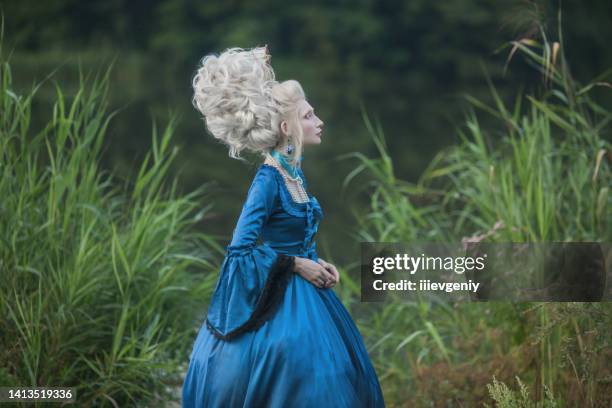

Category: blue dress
[182, 163, 385, 407]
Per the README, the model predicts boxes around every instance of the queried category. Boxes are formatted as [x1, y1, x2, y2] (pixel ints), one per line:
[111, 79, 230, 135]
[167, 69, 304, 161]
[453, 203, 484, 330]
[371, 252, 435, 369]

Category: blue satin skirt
[182, 274, 386, 407]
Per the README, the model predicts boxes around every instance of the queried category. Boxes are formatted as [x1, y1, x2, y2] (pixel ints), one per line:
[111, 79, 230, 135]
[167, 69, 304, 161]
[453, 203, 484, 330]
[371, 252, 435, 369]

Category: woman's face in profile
[297, 99, 324, 147]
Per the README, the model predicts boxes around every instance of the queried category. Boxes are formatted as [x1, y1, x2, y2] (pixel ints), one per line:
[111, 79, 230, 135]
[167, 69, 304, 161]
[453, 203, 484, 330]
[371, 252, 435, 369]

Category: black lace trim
[205, 254, 295, 341]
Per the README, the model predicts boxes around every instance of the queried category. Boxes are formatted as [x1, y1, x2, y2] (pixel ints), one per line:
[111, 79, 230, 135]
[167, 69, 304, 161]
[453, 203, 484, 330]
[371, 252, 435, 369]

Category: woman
[182, 46, 385, 407]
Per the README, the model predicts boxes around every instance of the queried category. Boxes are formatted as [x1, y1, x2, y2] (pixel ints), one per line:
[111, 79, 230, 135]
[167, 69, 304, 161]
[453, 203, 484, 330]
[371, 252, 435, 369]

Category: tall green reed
[344, 8, 611, 407]
[0, 38, 216, 406]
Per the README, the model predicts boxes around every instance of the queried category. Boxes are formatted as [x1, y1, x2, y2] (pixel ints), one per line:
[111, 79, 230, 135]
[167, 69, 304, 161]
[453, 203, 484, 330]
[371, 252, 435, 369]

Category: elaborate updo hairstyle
[270, 80, 306, 167]
[192, 46, 278, 160]
[192, 46, 307, 167]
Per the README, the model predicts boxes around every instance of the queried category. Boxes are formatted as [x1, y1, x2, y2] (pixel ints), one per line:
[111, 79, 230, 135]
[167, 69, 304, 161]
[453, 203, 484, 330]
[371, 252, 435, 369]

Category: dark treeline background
[4, 0, 611, 264]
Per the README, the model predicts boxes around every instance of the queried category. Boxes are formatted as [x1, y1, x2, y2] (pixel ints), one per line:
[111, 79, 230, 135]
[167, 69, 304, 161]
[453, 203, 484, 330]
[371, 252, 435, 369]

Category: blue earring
[286, 136, 294, 155]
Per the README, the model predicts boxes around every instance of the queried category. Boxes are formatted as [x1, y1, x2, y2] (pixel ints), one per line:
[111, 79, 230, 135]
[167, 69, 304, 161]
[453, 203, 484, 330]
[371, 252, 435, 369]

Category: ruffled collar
[259, 164, 323, 221]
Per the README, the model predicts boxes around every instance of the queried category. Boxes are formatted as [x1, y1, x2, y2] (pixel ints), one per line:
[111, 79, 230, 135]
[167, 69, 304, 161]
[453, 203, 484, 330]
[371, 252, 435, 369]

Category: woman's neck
[269, 149, 302, 179]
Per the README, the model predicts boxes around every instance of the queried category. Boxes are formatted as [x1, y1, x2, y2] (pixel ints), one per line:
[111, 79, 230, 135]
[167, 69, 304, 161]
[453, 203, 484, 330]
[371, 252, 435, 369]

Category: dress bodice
[261, 164, 323, 259]
[228, 163, 323, 261]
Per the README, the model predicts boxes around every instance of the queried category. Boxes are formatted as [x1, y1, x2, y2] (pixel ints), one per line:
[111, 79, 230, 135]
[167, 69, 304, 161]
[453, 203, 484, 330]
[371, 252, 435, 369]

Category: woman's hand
[317, 258, 340, 288]
[293, 257, 336, 289]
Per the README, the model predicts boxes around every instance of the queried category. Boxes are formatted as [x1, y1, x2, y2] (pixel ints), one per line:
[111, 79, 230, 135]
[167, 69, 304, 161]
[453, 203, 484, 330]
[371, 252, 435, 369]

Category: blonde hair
[192, 46, 307, 166]
[192, 46, 277, 160]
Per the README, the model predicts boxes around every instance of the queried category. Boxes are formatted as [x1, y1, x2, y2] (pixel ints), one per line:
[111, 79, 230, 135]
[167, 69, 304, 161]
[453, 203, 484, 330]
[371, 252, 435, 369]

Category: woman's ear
[280, 121, 289, 137]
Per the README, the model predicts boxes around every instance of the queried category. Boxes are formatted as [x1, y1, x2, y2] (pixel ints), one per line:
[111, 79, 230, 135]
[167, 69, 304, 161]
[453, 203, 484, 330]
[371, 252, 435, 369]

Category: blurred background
[4, 0, 611, 266]
[2, 1, 611, 406]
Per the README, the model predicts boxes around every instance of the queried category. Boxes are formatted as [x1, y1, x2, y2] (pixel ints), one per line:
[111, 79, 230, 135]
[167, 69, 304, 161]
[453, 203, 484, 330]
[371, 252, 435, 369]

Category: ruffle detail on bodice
[262, 164, 324, 253]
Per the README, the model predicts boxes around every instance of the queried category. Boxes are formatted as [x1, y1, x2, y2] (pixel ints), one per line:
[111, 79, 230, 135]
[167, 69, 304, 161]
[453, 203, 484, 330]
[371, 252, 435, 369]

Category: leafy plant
[345, 6, 611, 407]
[0, 32, 217, 406]
[485, 376, 559, 408]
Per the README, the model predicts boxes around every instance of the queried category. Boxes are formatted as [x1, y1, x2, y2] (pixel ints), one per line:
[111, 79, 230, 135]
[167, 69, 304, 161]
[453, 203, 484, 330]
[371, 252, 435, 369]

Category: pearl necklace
[265, 153, 309, 203]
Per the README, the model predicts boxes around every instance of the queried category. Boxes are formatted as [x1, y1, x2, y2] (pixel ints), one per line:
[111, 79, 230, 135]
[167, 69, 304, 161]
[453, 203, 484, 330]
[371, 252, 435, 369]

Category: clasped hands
[293, 257, 340, 289]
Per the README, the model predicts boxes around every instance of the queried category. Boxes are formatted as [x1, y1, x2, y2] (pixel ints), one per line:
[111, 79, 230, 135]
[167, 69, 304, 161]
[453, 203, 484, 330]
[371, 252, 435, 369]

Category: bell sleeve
[205, 167, 295, 341]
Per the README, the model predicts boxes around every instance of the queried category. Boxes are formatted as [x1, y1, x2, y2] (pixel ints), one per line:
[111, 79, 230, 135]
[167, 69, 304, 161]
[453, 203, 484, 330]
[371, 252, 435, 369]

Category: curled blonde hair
[192, 46, 278, 160]
[192, 46, 307, 166]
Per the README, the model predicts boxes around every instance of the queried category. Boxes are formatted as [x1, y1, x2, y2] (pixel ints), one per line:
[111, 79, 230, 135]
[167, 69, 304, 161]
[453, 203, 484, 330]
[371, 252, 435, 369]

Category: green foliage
[0, 45, 216, 405]
[347, 10, 612, 407]
[485, 376, 559, 408]
[3, 2, 611, 406]
[346, 11, 611, 244]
